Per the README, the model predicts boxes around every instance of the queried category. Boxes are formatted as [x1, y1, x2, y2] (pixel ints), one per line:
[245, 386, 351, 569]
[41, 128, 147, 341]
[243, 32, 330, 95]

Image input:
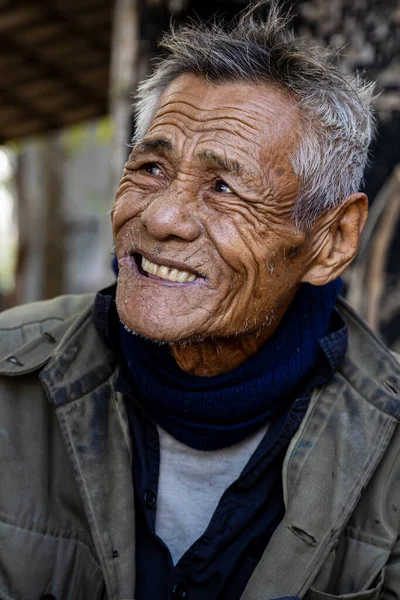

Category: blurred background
[0, 0, 399, 350]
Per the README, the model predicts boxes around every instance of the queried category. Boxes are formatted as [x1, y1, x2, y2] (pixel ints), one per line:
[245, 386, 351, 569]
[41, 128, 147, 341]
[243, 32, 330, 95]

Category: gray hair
[133, 2, 376, 229]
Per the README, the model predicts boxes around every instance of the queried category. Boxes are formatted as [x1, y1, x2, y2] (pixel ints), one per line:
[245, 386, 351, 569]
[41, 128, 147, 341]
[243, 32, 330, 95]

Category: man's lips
[119, 252, 207, 286]
[137, 251, 203, 277]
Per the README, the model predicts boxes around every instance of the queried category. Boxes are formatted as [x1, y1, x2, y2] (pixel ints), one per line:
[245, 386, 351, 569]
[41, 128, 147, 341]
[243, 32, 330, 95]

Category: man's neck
[170, 325, 277, 377]
[169, 291, 301, 377]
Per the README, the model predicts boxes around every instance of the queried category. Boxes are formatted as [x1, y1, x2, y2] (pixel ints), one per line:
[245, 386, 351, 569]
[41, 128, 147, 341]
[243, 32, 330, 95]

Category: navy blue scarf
[117, 280, 341, 450]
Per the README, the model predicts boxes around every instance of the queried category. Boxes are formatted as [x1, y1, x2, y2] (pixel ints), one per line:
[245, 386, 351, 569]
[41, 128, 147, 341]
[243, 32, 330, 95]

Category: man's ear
[302, 193, 368, 286]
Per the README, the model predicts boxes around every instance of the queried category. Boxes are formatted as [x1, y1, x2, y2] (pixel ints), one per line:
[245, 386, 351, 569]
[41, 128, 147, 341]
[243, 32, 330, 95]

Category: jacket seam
[338, 298, 400, 367]
[337, 365, 400, 420]
[344, 525, 394, 550]
[112, 386, 132, 460]
[284, 381, 342, 497]
[0, 509, 96, 549]
[0, 515, 102, 573]
[0, 317, 64, 331]
[0, 589, 19, 600]
[95, 575, 106, 600]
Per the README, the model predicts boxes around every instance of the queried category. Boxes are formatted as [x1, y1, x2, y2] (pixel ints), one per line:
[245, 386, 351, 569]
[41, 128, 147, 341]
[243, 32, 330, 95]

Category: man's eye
[141, 163, 162, 176]
[214, 180, 233, 194]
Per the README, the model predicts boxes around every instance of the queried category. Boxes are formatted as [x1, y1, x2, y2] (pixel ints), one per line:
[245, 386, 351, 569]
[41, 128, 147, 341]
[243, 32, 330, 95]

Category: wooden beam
[0, 105, 23, 121]
[0, 81, 56, 128]
[14, 22, 63, 45]
[0, 5, 42, 32]
[48, 3, 110, 55]
[39, 39, 94, 58]
[50, 51, 102, 68]
[54, 0, 110, 13]
[0, 30, 107, 106]
[0, 52, 24, 69]
[0, 67, 40, 85]
[72, 8, 111, 28]
[37, 94, 86, 111]
[17, 79, 70, 98]
[75, 65, 109, 84]
[0, 118, 46, 141]
[0, 106, 106, 143]
[56, 105, 105, 123]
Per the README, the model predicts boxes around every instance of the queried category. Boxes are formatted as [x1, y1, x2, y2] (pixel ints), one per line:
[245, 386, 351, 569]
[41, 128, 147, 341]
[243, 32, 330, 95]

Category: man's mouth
[129, 252, 202, 284]
[141, 256, 197, 283]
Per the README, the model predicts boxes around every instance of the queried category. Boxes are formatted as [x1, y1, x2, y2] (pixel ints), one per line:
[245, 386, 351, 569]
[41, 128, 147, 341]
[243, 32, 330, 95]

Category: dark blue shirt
[93, 286, 348, 600]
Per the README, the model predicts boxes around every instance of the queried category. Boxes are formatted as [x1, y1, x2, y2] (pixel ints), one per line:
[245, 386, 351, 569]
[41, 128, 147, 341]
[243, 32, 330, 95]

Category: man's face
[112, 74, 315, 343]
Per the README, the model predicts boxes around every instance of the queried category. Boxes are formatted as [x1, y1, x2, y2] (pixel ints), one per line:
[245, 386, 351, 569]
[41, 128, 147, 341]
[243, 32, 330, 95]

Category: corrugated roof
[0, 0, 113, 142]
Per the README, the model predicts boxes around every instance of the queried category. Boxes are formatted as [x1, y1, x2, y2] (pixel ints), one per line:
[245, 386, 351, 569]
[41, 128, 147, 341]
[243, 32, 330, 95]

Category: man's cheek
[110, 200, 127, 238]
[209, 222, 269, 277]
[112, 188, 148, 230]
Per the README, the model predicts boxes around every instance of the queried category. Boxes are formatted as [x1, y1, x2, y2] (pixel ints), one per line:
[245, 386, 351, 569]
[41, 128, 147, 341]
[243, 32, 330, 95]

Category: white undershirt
[155, 424, 269, 565]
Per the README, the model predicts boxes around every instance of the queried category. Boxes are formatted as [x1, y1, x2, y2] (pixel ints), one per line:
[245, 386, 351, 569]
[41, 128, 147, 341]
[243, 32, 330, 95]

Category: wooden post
[14, 141, 45, 304]
[42, 131, 66, 299]
[14, 133, 66, 304]
[109, 0, 139, 195]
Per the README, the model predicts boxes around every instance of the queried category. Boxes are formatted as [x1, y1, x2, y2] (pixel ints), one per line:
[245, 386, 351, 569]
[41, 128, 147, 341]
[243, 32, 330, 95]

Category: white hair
[133, 2, 376, 229]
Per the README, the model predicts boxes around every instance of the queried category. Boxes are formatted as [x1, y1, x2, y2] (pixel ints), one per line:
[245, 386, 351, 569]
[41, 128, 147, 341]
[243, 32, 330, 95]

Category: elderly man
[1, 5, 400, 600]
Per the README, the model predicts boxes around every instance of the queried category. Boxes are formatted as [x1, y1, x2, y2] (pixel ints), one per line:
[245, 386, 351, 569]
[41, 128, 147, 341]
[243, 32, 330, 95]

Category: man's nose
[141, 192, 201, 241]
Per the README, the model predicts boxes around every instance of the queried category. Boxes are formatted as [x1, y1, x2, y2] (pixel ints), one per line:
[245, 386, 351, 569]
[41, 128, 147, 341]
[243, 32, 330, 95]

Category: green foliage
[64, 117, 114, 157]
[95, 117, 114, 144]
[64, 123, 91, 157]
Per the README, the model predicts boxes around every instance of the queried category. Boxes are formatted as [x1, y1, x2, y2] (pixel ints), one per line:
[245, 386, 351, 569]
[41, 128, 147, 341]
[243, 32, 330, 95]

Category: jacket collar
[0, 290, 116, 400]
[0, 310, 90, 377]
[336, 296, 400, 419]
[39, 303, 116, 408]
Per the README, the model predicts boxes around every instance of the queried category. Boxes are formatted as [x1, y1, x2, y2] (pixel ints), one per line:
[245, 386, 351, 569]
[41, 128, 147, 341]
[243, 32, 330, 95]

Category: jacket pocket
[0, 518, 105, 600]
[305, 569, 385, 600]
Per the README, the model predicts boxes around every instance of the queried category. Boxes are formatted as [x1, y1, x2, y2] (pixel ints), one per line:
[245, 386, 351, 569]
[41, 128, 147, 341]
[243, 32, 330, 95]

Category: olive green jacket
[0, 293, 400, 600]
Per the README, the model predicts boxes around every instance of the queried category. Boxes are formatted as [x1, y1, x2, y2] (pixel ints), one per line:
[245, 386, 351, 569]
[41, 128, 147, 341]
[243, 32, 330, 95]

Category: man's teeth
[141, 257, 197, 283]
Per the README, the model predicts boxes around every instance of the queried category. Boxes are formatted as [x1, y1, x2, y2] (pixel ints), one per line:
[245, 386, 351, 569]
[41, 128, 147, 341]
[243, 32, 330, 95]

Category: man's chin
[115, 266, 219, 344]
[120, 319, 209, 346]
[116, 302, 209, 345]
[119, 321, 170, 345]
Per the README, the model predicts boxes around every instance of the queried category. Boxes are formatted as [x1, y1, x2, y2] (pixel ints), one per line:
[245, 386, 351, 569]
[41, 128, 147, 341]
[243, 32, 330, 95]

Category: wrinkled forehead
[145, 73, 302, 161]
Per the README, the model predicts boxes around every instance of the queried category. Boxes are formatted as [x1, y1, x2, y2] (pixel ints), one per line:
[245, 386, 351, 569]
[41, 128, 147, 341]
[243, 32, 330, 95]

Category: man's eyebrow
[134, 137, 173, 155]
[198, 150, 252, 178]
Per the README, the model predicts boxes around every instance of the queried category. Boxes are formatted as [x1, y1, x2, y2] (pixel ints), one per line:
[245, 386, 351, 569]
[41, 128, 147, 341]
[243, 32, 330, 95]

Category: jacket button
[144, 489, 157, 509]
[172, 583, 188, 599]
